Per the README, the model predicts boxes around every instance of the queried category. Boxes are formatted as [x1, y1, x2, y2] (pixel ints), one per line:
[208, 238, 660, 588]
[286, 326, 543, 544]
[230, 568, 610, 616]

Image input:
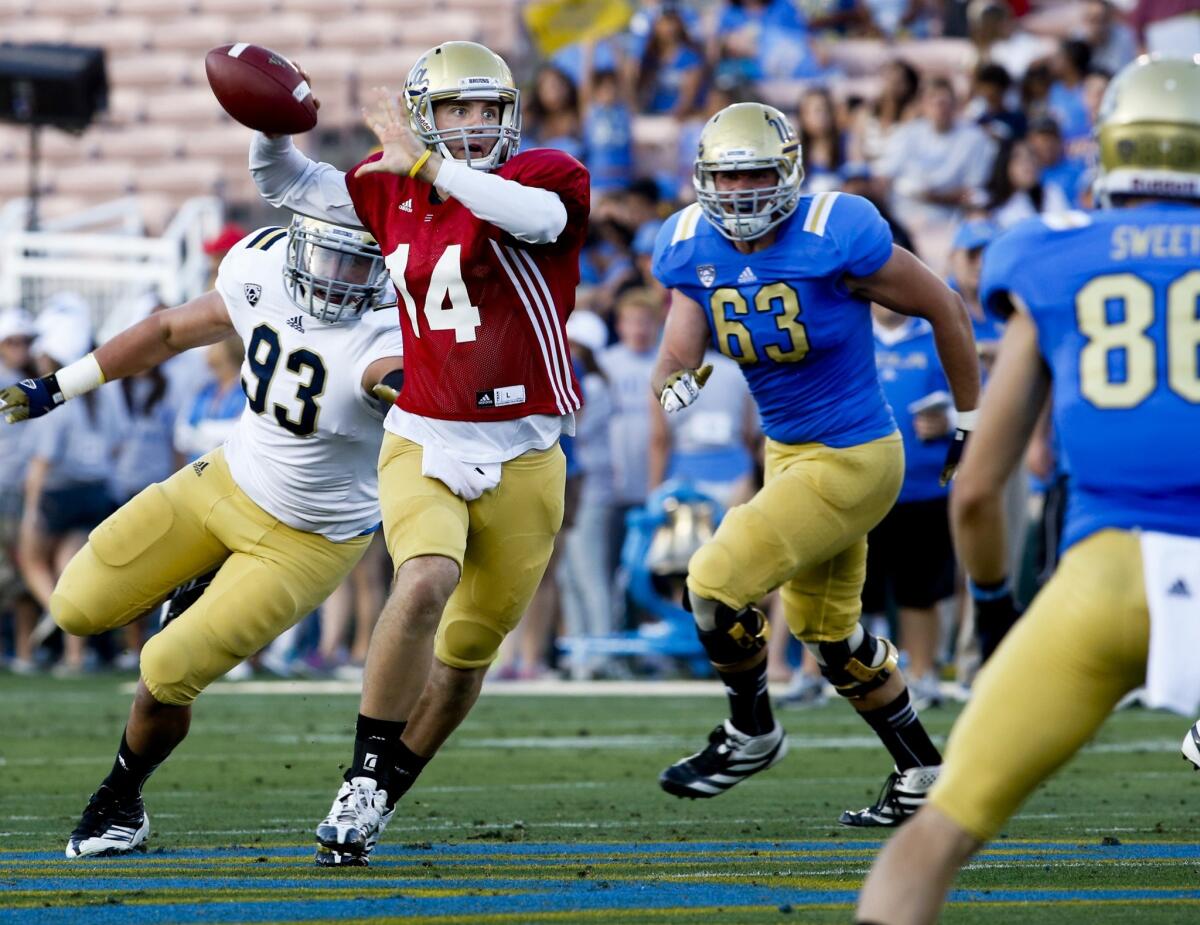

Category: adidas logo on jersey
[287, 315, 306, 334]
[1168, 578, 1192, 598]
[737, 266, 758, 284]
[399, 199, 413, 213]
[192, 460, 209, 477]
[476, 391, 494, 407]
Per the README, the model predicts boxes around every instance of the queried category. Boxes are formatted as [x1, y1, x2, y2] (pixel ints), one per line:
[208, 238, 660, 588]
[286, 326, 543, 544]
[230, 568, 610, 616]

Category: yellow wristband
[408, 150, 432, 179]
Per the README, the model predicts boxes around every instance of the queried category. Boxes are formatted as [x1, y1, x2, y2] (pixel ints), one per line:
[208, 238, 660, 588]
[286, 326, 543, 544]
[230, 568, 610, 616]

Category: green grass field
[2, 672, 1199, 923]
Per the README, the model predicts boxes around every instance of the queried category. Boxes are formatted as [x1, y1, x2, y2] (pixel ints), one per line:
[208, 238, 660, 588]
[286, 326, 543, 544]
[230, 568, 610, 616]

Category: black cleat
[839, 765, 940, 828]
[660, 720, 787, 799]
[65, 786, 150, 858]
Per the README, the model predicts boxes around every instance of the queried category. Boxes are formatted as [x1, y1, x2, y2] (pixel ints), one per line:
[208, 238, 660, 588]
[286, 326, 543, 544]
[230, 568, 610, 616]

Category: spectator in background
[174, 337, 245, 464]
[848, 59, 920, 166]
[20, 301, 121, 675]
[840, 163, 918, 254]
[648, 350, 757, 509]
[1131, 0, 1200, 60]
[0, 307, 39, 673]
[1045, 39, 1094, 149]
[877, 77, 996, 231]
[947, 220, 1004, 381]
[711, 0, 820, 83]
[986, 137, 1071, 228]
[965, 63, 1027, 143]
[316, 536, 388, 678]
[634, 7, 706, 116]
[599, 288, 664, 599]
[969, 0, 1054, 80]
[1079, 0, 1137, 75]
[580, 46, 635, 194]
[631, 220, 664, 293]
[559, 309, 617, 677]
[1026, 115, 1088, 207]
[797, 87, 845, 193]
[524, 64, 584, 160]
[868, 304, 958, 708]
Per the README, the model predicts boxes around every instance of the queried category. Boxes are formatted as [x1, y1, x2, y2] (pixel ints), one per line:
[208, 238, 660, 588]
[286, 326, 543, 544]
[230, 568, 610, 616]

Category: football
[205, 43, 317, 135]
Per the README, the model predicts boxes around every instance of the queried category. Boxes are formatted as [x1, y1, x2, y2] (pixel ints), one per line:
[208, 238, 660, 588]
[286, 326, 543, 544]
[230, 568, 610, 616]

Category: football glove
[659, 364, 713, 414]
[939, 409, 977, 486]
[0, 375, 65, 424]
[370, 368, 405, 413]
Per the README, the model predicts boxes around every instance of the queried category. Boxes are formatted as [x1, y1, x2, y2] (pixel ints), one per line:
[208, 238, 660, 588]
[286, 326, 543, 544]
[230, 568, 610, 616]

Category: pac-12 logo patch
[697, 265, 716, 288]
[244, 283, 262, 306]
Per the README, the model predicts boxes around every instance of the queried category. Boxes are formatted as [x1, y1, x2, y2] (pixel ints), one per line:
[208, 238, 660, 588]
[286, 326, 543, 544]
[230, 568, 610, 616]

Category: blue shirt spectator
[873, 312, 953, 504]
[174, 339, 246, 463]
[583, 81, 634, 193]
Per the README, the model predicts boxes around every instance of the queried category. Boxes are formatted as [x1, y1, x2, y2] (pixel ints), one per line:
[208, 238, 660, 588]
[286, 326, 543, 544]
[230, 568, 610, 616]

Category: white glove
[659, 364, 713, 413]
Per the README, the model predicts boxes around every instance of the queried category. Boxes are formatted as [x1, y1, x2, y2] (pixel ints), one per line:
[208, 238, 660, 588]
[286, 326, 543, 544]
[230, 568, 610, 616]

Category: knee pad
[141, 626, 240, 706]
[435, 617, 505, 670]
[49, 590, 95, 637]
[810, 626, 898, 701]
[690, 590, 770, 672]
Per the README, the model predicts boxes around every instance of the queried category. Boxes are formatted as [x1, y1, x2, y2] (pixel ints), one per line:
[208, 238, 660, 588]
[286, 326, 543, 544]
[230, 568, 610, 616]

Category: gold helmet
[693, 102, 803, 241]
[403, 41, 521, 172]
[283, 216, 390, 323]
[1095, 55, 1200, 206]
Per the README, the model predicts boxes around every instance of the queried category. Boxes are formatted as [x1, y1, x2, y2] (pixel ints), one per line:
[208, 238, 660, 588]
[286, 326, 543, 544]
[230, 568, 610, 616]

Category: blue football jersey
[652, 192, 897, 448]
[980, 203, 1200, 549]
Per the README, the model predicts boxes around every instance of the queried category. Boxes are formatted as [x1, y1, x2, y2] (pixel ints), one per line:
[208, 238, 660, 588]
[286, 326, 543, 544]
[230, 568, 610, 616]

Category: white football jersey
[213, 227, 403, 542]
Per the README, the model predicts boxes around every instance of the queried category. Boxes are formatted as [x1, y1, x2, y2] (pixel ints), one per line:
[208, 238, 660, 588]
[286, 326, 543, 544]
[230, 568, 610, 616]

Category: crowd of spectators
[0, 0, 1191, 691]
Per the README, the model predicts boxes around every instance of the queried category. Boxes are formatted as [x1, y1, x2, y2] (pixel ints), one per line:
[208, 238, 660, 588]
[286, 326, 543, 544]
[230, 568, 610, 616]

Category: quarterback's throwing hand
[660, 364, 713, 413]
[355, 86, 433, 181]
[0, 376, 63, 424]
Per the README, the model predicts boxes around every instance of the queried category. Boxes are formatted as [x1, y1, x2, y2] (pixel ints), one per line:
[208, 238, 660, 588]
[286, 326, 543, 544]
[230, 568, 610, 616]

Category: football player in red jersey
[249, 41, 589, 866]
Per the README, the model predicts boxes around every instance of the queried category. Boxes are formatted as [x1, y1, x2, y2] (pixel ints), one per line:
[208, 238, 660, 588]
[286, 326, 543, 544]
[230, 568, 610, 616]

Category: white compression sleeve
[433, 158, 568, 245]
[248, 134, 363, 228]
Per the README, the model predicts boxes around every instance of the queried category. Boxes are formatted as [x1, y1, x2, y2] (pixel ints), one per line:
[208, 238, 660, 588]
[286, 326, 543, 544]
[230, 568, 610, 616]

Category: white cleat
[1182, 720, 1200, 771]
[840, 764, 941, 828]
[660, 720, 788, 799]
[314, 777, 394, 867]
[65, 787, 150, 858]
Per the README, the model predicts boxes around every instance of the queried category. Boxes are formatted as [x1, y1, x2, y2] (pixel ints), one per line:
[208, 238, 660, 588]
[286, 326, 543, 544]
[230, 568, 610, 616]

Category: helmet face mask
[1094, 55, 1200, 207]
[283, 217, 390, 324]
[693, 102, 804, 242]
[405, 41, 521, 172]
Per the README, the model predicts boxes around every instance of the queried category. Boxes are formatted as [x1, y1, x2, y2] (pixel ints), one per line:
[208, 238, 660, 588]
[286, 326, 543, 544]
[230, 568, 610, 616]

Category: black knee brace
[690, 593, 770, 672]
[816, 629, 898, 700]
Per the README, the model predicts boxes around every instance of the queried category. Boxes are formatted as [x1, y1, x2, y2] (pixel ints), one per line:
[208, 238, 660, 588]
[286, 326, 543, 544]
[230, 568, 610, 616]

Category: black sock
[346, 714, 406, 786]
[385, 740, 430, 809]
[858, 687, 942, 771]
[718, 660, 774, 737]
[100, 732, 163, 800]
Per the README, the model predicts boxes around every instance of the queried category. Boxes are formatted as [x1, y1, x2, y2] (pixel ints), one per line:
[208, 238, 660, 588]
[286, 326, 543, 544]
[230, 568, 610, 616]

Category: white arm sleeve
[248, 133, 363, 228]
[433, 158, 568, 245]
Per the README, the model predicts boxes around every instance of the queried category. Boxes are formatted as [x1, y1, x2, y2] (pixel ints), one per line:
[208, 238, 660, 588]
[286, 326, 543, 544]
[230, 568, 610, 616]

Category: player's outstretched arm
[847, 245, 981, 482]
[652, 289, 713, 413]
[249, 134, 363, 228]
[0, 291, 234, 423]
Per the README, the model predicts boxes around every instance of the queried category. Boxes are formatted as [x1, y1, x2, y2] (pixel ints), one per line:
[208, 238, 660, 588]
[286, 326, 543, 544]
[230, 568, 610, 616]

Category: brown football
[205, 43, 317, 135]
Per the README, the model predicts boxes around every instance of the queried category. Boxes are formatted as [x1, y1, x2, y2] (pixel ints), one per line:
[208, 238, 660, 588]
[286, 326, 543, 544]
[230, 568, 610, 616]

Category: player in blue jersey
[650, 101, 981, 826]
[857, 56, 1200, 925]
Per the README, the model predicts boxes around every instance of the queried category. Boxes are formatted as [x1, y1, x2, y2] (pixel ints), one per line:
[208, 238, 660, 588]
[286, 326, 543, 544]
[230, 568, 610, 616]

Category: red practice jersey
[346, 148, 589, 422]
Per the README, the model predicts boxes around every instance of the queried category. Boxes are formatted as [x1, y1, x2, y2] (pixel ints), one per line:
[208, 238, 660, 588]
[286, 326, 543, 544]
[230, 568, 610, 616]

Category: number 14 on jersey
[385, 244, 482, 343]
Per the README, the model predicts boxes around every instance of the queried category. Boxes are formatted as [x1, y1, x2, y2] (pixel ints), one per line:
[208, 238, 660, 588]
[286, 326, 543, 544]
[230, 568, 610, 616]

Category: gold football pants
[687, 431, 904, 643]
[377, 433, 566, 670]
[51, 449, 370, 705]
[929, 529, 1149, 840]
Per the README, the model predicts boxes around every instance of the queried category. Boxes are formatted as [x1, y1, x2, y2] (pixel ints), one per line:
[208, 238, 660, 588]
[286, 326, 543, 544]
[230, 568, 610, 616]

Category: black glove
[939, 425, 970, 486]
[974, 588, 1022, 662]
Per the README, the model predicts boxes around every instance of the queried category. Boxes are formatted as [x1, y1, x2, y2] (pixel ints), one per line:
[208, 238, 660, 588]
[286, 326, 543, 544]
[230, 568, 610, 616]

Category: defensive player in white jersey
[0, 217, 404, 857]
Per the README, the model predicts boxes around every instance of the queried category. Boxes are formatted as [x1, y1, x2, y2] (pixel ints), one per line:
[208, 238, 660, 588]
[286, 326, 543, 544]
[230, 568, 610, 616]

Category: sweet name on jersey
[211, 228, 405, 542]
[652, 192, 898, 449]
[979, 203, 1200, 549]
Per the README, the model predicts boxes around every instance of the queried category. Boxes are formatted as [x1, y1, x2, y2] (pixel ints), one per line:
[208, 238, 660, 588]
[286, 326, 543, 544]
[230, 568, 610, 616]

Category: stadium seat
[136, 159, 223, 196]
[70, 17, 154, 53]
[0, 163, 45, 199]
[107, 53, 193, 90]
[818, 38, 888, 78]
[397, 13, 484, 47]
[0, 18, 70, 43]
[50, 161, 138, 197]
[271, 0, 357, 15]
[105, 88, 149, 126]
[317, 15, 410, 52]
[193, 0, 275, 15]
[93, 125, 185, 162]
[894, 38, 975, 77]
[20, 0, 112, 16]
[148, 16, 235, 54]
[234, 16, 318, 52]
[143, 90, 228, 127]
[114, 0, 201, 18]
